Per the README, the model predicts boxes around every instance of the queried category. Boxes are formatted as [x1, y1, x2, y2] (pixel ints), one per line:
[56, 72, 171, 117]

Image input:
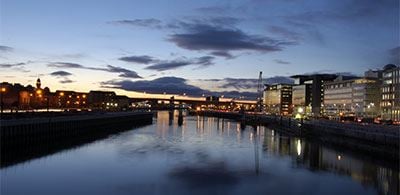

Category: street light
[298, 107, 304, 114]
[297, 107, 304, 126]
[1, 87, 6, 115]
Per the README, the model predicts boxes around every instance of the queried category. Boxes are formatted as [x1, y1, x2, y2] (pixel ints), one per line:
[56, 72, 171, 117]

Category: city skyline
[1, 0, 399, 97]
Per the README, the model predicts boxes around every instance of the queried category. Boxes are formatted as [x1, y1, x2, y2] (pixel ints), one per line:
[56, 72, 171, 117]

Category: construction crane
[256, 71, 263, 113]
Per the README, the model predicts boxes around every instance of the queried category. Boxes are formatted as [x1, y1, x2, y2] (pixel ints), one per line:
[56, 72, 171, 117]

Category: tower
[36, 78, 41, 89]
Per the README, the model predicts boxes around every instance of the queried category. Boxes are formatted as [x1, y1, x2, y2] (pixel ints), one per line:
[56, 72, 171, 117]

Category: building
[263, 84, 292, 115]
[323, 76, 381, 119]
[292, 83, 312, 117]
[88, 90, 117, 110]
[115, 95, 131, 110]
[381, 64, 400, 122]
[0, 82, 21, 111]
[56, 90, 88, 109]
[291, 74, 337, 116]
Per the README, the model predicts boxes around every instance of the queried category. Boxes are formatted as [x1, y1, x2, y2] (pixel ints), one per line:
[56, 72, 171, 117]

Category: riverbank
[1, 111, 153, 144]
[0, 112, 153, 167]
[192, 111, 399, 161]
[1, 111, 153, 167]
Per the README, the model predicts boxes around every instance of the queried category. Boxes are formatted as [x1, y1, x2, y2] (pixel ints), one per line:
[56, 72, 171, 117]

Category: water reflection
[261, 128, 399, 195]
[1, 111, 398, 195]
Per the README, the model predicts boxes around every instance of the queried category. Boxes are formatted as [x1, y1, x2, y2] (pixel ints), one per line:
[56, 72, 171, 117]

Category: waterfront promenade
[193, 110, 399, 160]
[1, 111, 154, 167]
[1, 111, 153, 142]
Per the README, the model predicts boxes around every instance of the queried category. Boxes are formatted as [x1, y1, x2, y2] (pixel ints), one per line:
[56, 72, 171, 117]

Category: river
[1, 111, 398, 195]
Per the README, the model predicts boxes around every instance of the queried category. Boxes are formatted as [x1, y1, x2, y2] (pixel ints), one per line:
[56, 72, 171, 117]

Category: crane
[256, 71, 263, 113]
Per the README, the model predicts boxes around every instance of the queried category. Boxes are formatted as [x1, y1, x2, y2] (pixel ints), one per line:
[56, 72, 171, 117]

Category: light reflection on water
[1, 111, 398, 195]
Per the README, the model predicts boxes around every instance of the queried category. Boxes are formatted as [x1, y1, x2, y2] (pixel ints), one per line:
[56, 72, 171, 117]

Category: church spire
[36, 78, 41, 89]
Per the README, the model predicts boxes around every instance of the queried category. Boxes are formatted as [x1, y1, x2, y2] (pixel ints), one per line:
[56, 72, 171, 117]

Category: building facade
[381, 64, 400, 122]
[56, 90, 88, 109]
[88, 91, 117, 110]
[263, 84, 292, 115]
[292, 84, 312, 117]
[324, 76, 381, 119]
[291, 74, 337, 116]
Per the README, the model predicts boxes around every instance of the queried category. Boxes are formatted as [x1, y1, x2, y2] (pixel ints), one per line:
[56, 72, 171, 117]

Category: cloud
[218, 78, 259, 90]
[59, 79, 75, 84]
[47, 62, 142, 79]
[274, 59, 291, 64]
[0, 45, 13, 52]
[0, 62, 25, 68]
[0, 62, 31, 73]
[301, 70, 358, 77]
[110, 19, 162, 29]
[264, 76, 294, 84]
[50, 71, 73, 77]
[101, 77, 207, 95]
[195, 56, 215, 66]
[48, 62, 84, 68]
[118, 55, 157, 64]
[105, 65, 142, 78]
[282, 0, 398, 44]
[210, 51, 234, 59]
[111, 17, 295, 56]
[49, 70, 75, 84]
[168, 23, 296, 54]
[100, 76, 261, 98]
[389, 46, 400, 64]
[214, 76, 294, 90]
[145, 56, 215, 71]
[268, 26, 302, 41]
[146, 61, 191, 71]
[100, 76, 293, 98]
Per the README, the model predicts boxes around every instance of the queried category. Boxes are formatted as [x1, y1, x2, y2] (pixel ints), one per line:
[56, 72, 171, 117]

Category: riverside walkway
[1, 111, 154, 167]
[193, 111, 399, 147]
[1, 111, 153, 144]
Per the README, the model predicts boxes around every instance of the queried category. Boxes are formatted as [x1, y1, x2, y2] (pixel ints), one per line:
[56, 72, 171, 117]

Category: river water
[1, 111, 399, 195]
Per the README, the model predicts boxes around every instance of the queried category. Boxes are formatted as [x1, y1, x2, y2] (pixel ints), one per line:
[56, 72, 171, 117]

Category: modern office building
[323, 76, 381, 119]
[291, 74, 337, 116]
[263, 84, 293, 115]
[381, 64, 400, 122]
[292, 83, 312, 116]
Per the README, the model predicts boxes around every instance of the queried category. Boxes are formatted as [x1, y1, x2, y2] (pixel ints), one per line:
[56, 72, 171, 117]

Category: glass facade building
[381, 65, 400, 122]
[263, 84, 293, 115]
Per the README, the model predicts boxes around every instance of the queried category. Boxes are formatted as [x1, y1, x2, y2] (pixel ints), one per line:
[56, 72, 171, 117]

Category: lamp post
[1, 87, 6, 116]
[59, 92, 64, 111]
[298, 107, 304, 126]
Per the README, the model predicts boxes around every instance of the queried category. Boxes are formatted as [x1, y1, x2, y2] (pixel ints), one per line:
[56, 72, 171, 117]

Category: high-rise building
[263, 84, 292, 115]
[324, 76, 381, 119]
[291, 74, 337, 116]
[381, 64, 400, 122]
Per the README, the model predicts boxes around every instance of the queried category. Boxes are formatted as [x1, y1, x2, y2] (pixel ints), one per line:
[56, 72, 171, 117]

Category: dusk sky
[0, 0, 399, 98]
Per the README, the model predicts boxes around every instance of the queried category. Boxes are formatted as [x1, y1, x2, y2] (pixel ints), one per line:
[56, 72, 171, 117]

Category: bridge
[130, 95, 257, 110]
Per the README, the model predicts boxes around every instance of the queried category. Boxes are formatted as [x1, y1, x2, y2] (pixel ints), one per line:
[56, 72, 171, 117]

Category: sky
[0, 0, 399, 98]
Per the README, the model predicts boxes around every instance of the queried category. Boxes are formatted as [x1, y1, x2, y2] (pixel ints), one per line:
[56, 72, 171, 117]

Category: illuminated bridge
[130, 95, 257, 110]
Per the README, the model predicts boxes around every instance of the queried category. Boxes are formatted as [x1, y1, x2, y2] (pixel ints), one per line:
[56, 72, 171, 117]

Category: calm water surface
[1, 111, 399, 195]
